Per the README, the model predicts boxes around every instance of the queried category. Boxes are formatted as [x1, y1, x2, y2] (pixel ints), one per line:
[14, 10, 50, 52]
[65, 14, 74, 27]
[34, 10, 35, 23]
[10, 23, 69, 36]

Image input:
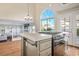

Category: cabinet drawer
[40, 40, 51, 51]
[40, 48, 51, 56]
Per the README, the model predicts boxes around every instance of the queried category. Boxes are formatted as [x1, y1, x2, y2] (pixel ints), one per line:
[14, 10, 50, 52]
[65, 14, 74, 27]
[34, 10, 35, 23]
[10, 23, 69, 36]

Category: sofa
[0, 34, 7, 41]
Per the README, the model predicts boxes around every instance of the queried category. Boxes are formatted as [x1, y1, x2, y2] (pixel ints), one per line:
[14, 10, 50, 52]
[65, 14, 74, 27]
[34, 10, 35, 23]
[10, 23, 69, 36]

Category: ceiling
[51, 3, 79, 12]
[0, 3, 35, 21]
[0, 3, 79, 24]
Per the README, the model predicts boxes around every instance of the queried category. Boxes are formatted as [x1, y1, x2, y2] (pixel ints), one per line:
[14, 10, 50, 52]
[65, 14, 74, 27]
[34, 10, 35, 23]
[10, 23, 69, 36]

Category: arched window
[40, 8, 55, 32]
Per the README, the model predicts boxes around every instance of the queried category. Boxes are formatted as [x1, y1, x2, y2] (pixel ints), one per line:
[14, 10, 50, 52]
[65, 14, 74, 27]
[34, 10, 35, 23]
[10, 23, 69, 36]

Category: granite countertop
[20, 32, 52, 42]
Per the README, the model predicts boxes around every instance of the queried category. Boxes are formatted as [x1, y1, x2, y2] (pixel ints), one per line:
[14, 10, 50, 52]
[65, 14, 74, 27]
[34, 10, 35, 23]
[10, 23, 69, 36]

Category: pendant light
[24, 4, 33, 23]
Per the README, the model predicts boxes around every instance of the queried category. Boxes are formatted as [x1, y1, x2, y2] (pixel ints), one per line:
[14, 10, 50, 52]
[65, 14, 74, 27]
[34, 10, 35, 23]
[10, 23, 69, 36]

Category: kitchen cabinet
[54, 44, 65, 56]
[21, 32, 52, 56]
[39, 32, 65, 56]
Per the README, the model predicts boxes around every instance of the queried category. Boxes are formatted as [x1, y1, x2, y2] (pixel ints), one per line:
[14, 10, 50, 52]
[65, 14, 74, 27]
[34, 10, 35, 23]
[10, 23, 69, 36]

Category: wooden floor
[0, 40, 21, 56]
[65, 46, 79, 56]
[0, 40, 79, 56]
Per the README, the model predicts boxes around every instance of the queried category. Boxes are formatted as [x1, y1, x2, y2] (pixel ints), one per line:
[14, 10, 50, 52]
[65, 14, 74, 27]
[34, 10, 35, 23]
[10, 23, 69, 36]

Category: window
[60, 18, 70, 32]
[40, 8, 55, 32]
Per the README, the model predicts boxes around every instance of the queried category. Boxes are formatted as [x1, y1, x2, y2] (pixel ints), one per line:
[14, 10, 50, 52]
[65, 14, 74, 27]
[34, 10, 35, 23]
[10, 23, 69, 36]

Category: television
[77, 28, 79, 36]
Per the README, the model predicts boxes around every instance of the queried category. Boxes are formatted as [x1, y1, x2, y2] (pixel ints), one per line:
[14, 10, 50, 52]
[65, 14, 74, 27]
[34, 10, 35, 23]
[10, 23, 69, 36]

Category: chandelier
[24, 4, 33, 23]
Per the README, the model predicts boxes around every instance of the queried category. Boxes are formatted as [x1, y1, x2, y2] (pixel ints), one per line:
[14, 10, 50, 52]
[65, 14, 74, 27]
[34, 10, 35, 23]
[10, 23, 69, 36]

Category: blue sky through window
[49, 19, 55, 25]
[40, 9, 55, 19]
[40, 8, 55, 32]
[41, 19, 55, 25]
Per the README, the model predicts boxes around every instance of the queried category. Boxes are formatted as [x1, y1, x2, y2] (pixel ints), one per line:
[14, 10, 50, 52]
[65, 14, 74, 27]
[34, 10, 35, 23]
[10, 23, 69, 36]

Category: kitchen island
[20, 32, 52, 56]
[39, 32, 66, 56]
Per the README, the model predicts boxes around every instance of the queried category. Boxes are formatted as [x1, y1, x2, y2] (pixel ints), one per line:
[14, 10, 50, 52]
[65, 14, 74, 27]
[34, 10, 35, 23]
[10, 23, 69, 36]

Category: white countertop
[20, 32, 52, 42]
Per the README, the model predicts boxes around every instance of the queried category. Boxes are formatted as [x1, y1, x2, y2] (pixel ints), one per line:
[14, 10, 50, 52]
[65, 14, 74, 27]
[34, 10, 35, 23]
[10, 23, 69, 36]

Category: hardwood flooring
[0, 39, 79, 56]
[65, 46, 79, 56]
[0, 40, 21, 56]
